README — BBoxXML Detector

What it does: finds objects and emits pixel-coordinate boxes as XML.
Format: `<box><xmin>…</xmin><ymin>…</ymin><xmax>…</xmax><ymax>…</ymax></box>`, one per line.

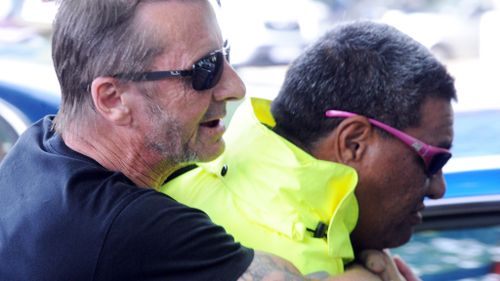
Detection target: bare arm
<box><xmin>238</xmin><ymin>251</ymin><xmax>384</xmax><ymax>281</ymax></box>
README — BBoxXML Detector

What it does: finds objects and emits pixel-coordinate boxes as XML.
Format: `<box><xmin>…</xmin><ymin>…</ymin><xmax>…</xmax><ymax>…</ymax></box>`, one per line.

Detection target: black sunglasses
<box><xmin>113</xmin><ymin>42</ymin><xmax>229</xmax><ymax>91</ymax></box>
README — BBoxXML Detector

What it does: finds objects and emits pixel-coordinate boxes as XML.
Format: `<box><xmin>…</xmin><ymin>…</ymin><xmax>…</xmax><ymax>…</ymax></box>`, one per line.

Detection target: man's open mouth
<box><xmin>200</xmin><ymin>119</ymin><xmax>221</xmax><ymax>128</ymax></box>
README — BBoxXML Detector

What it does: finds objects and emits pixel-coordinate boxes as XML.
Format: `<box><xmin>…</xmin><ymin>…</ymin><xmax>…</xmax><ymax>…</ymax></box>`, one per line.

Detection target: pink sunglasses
<box><xmin>325</xmin><ymin>110</ymin><xmax>452</xmax><ymax>176</ymax></box>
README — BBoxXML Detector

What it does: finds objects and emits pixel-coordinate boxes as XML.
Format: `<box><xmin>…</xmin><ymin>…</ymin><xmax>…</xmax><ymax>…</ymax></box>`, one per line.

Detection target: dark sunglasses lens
<box><xmin>427</xmin><ymin>152</ymin><xmax>452</xmax><ymax>176</ymax></box>
<box><xmin>192</xmin><ymin>51</ymin><xmax>224</xmax><ymax>91</ymax></box>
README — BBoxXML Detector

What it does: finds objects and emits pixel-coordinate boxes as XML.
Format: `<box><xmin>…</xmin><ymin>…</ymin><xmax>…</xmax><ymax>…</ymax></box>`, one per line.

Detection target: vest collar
<box><xmin>201</xmin><ymin>98</ymin><xmax>359</xmax><ymax>261</ymax></box>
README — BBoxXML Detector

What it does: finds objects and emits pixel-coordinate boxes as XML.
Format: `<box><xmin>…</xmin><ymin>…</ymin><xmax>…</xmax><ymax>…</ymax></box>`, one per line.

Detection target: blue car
<box><xmin>0</xmin><ymin>80</ymin><xmax>59</xmax><ymax>160</ymax></box>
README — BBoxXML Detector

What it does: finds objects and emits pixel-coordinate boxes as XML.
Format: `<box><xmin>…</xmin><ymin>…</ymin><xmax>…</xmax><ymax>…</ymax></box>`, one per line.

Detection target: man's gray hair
<box><xmin>51</xmin><ymin>0</ymin><xmax>165</xmax><ymax>133</ymax></box>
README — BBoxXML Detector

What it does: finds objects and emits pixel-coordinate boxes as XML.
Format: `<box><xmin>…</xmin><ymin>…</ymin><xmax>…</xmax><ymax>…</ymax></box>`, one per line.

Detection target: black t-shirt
<box><xmin>0</xmin><ymin>116</ymin><xmax>253</xmax><ymax>281</ymax></box>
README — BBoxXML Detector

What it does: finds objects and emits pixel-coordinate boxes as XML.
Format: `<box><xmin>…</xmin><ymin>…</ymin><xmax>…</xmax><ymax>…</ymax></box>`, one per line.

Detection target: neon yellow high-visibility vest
<box><xmin>162</xmin><ymin>97</ymin><xmax>359</xmax><ymax>275</ymax></box>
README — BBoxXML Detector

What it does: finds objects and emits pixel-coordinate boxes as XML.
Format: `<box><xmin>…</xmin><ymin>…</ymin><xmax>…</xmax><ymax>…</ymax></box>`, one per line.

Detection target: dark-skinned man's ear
<box><xmin>333</xmin><ymin>116</ymin><xmax>374</xmax><ymax>164</ymax></box>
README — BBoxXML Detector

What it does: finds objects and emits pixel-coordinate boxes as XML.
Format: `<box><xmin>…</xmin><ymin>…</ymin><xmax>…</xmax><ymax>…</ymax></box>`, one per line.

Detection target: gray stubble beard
<box><xmin>146</xmin><ymin>102</ymin><xmax>199</xmax><ymax>167</ymax></box>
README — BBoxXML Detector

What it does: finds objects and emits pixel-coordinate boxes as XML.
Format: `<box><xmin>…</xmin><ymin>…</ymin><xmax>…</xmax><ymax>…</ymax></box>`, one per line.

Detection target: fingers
<box><xmin>359</xmin><ymin>249</ymin><xmax>405</xmax><ymax>281</ymax></box>
<box><xmin>343</xmin><ymin>264</ymin><xmax>385</xmax><ymax>281</ymax></box>
<box><xmin>359</xmin><ymin>250</ymin><xmax>387</xmax><ymax>273</ymax></box>
<box><xmin>380</xmin><ymin>250</ymin><xmax>405</xmax><ymax>281</ymax></box>
<box><xmin>393</xmin><ymin>255</ymin><xmax>422</xmax><ymax>281</ymax></box>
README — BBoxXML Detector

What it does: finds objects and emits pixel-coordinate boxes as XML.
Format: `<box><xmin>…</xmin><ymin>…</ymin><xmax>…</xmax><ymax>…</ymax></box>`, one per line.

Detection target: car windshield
<box><xmin>453</xmin><ymin>110</ymin><xmax>500</xmax><ymax>158</ymax></box>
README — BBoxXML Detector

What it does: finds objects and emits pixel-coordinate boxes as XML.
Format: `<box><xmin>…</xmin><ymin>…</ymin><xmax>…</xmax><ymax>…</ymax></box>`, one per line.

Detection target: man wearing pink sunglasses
<box><xmin>163</xmin><ymin>20</ymin><xmax>456</xmax><ymax>280</ymax></box>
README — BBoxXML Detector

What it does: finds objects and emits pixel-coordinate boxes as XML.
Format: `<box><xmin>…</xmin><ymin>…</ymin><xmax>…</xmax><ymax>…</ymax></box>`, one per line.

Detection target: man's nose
<box><xmin>426</xmin><ymin>171</ymin><xmax>447</xmax><ymax>199</ymax></box>
<box><xmin>213</xmin><ymin>61</ymin><xmax>246</xmax><ymax>102</ymax></box>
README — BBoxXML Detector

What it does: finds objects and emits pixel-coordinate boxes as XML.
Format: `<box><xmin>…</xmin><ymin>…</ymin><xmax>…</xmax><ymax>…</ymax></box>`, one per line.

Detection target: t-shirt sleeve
<box><xmin>93</xmin><ymin>191</ymin><xmax>254</xmax><ymax>281</ymax></box>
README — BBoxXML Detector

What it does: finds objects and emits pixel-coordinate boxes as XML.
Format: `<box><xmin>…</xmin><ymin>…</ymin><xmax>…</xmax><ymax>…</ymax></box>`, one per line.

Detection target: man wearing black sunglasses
<box><xmin>0</xmin><ymin>0</ymin><xmax>397</xmax><ymax>281</ymax></box>
<box><xmin>163</xmin><ymin>21</ymin><xmax>456</xmax><ymax>280</ymax></box>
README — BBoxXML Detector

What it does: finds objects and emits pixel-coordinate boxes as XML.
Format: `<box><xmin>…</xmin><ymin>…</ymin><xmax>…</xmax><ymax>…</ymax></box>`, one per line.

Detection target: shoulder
<box><xmin>101</xmin><ymin>188</ymin><xmax>207</xmax><ymax>235</ymax></box>
<box><xmin>94</xmin><ymin>190</ymin><xmax>254</xmax><ymax>281</ymax></box>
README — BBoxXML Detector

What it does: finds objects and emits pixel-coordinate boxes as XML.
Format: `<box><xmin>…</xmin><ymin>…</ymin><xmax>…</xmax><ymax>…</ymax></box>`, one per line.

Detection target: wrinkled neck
<box><xmin>61</xmin><ymin>126</ymin><xmax>177</xmax><ymax>189</ymax></box>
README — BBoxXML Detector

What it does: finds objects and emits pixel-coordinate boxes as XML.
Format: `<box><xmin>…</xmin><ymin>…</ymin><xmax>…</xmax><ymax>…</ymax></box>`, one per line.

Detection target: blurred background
<box><xmin>1</xmin><ymin>0</ymin><xmax>499</xmax><ymax>280</ymax></box>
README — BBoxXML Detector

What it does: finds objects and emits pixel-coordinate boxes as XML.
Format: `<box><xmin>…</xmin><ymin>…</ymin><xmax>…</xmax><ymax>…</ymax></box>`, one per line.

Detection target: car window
<box><xmin>452</xmin><ymin>110</ymin><xmax>500</xmax><ymax>158</ymax></box>
<box><xmin>394</xmin><ymin>226</ymin><xmax>500</xmax><ymax>280</ymax></box>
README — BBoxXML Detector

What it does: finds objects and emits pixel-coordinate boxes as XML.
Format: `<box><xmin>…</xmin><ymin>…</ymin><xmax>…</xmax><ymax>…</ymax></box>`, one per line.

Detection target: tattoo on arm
<box><xmin>238</xmin><ymin>251</ymin><xmax>311</xmax><ymax>281</ymax></box>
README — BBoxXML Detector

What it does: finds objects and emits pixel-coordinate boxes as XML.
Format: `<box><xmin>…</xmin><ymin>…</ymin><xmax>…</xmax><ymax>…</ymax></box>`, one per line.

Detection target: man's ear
<box><xmin>335</xmin><ymin>116</ymin><xmax>374</xmax><ymax>164</ymax></box>
<box><xmin>91</xmin><ymin>77</ymin><xmax>131</xmax><ymax>125</ymax></box>
<box><xmin>314</xmin><ymin>116</ymin><xmax>374</xmax><ymax>165</ymax></box>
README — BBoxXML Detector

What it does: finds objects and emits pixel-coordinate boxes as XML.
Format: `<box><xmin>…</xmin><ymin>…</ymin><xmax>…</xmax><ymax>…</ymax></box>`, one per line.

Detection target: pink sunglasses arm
<box><xmin>325</xmin><ymin>110</ymin><xmax>447</xmax><ymax>166</ymax></box>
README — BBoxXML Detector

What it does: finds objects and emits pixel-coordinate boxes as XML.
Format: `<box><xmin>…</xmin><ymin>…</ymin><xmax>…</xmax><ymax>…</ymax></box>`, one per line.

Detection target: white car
<box><xmin>380</xmin><ymin>0</ymin><xmax>494</xmax><ymax>62</ymax></box>
<box><xmin>380</xmin><ymin>9</ymin><xmax>481</xmax><ymax>61</ymax></box>
<box><xmin>218</xmin><ymin>0</ymin><xmax>330</xmax><ymax>66</ymax></box>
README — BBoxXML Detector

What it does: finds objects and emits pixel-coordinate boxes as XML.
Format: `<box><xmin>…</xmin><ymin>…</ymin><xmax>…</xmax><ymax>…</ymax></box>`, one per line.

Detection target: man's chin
<box><xmin>366</xmin><ymin>228</ymin><xmax>414</xmax><ymax>250</ymax></box>
<box><xmin>387</xmin><ymin>227</ymin><xmax>414</xmax><ymax>249</ymax></box>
